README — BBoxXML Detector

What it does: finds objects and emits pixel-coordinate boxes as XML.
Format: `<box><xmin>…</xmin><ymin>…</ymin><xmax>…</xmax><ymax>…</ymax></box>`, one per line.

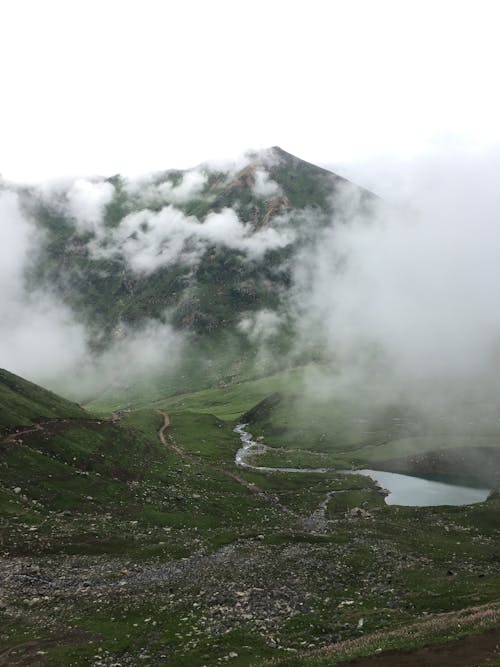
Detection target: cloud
<box><xmin>252</xmin><ymin>169</ymin><xmax>282</xmax><ymax>199</ymax></box>
<box><xmin>0</xmin><ymin>189</ymin><xmax>183</xmax><ymax>396</ymax></box>
<box><xmin>92</xmin><ymin>205</ymin><xmax>202</xmax><ymax>273</ymax></box>
<box><xmin>91</xmin><ymin>205</ymin><xmax>295</xmax><ymax>274</ymax></box>
<box><xmin>292</xmin><ymin>149</ymin><xmax>500</xmax><ymax>407</ymax></box>
<box><xmin>200</xmin><ymin>208</ymin><xmax>293</xmax><ymax>257</ymax></box>
<box><xmin>65</xmin><ymin>178</ymin><xmax>115</xmax><ymax>234</ymax></box>
<box><xmin>201</xmin><ymin>150</ymin><xmax>253</xmax><ymax>175</ymax></box>
<box><xmin>238</xmin><ymin>308</ymin><xmax>289</xmax><ymax>374</ymax></box>
<box><xmin>238</xmin><ymin>309</ymin><xmax>284</xmax><ymax>343</ymax></box>
<box><xmin>124</xmin><ymin>168</ymin><xmax>208</xmax><ymax>207</ymax></box>
<box><xmin>33</xmin><ymin>177</ymin><xmax>115</xmax><ymax>236</ymax></box>
<box><xmin>0</xmin><ymin>190</ymin><xmax>31</xmax><ymax>293</ymax></box>
<box><xmin>62</xmin><ymin>318</ymin><xmax>184</xmax><ymax>401</ymax></box>
<box><xmin>156</xmin><ymin>170</ymin><xmax>207</xmax><ymax>204</ymax></box>
<box><xmin>0</xmin><ymin>190</ymin><xmax>88</xmax><ymax>380</ymax></box>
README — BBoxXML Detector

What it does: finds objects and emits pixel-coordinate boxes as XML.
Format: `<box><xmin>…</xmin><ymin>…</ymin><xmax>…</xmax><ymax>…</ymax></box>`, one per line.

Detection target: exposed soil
<box><xmin>1</xmin><ymin>417</ymin><xmax>116</xmax><ymax>446</ymax></box>
<box><xmin>336</xmin><ymin>626</ymin><xmax>500</xmax><ymax>667</ymax></box>
<box><xmin>0</xmin><ymin>630</ymin><xmax>93</xmax><ymax>667</ymax></box>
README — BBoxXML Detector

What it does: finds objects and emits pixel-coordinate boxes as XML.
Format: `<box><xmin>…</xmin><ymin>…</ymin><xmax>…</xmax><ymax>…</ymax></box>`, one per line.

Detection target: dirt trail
<box><xmin>2</xmin><ymin>423</ymin><xmax>44</xmax><ymax>443</ymax></box>
<box><xmin>335</xmin><ymin>626</ymin><xmax>500</xmax><ymax>666</ymax></box>
<box><xmin>158</xmin><ymin>411</ymin><xmax>263</xmax><ymax>495</ymax></box>
<box><xmin>1</xmin><ymin>416</ymin><xmax>119</xmax><ymax>445</ymax></box>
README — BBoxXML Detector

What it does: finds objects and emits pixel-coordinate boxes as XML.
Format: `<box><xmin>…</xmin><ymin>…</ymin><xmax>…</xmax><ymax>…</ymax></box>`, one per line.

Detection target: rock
<box><xmin>347</xmin><ymin>507</ymin><xmax>371</xmax><ymax>519</ymax></box>
<box><xmin>13</xmin><ymin>487</ymin><xmax>21</xmax><ymax>494</ymax></box>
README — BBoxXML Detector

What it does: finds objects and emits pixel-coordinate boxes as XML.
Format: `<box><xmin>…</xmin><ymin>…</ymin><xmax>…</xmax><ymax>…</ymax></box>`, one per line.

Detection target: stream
<box><xmin>234</xmin><ymin>423</ymin><xmax>490</xmax><ymax>507</ymax></box>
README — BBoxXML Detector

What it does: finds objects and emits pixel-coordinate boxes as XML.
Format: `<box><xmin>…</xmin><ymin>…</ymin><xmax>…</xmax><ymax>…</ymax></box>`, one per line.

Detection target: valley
<box><xmin>2</xmin><ymin>148</ymin><xmax>500</xmax><ymax>666</ymax></box>
<box><xmin>2</xmin><ymin>367</ymin><xmax>500</xmax><ymax>666</ymax></box>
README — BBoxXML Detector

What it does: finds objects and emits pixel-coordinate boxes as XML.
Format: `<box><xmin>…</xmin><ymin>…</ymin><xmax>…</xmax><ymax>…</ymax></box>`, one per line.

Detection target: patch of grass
<box><xmin>156</xmin><ymin>367</ymin><xmax>309</xmax><ymax>421</ymax></box>
<box><xmin>249</xmin><ymin>446</ymin><xmax>340</xmax><ymax>470</ymax></box>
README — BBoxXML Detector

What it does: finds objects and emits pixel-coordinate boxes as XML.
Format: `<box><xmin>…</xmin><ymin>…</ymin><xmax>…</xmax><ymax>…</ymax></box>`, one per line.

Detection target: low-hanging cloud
<box><xmin>252</xmin><ymin>169</ymin><xmax>282</xmax><ymax>199</ymax></box>
<box><xmin>66</xmin><ymin>178</ymin><xmax>115</xmax><ymax>234</ymax></box>
<box><xmin>238</xmin><ymin>309</ymin><xmax>284</xmax><ymax>343</ymax></box>
<box><xmin>34</xmin><ymin>177</ymin><xmax>115</xmax><ymax>235</ymax></box>
<box><xmin>292</xmin><ymin>150</ymin><xmax>500</xmax><ymax>410</ymax></box>
<box><xmin>0</xmin><ymin>190</ymin><xmax>88</xmax><ymax>380</ymax></box>
<box><xmin>0</xmin><ymin>189</ymin><xmax>183</xmax><ymax>397</ymax></box>
<box><xmin>91</xmin><ymin>205</ymin><xmax>296</xmax><ymax>274</ymax></box>
<box><xmin>7</xmin><ymin>146</ymin><xmax>500</xmax><ymax>419</ymax></box>
<box><xmin>124</xmin><ymin>168</ymin><xmax>208</xmax><ymax>208</ymax></box>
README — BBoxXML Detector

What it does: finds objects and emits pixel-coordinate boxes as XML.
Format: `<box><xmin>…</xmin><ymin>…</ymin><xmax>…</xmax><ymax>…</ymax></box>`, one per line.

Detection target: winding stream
<box><xmin>234</xmin><ymin>423</ymin><xmax>490</xmax><ymax>507</ymax></box>
<box><xmin>234</xmin><ymin>423</ymin><xmax>335</xmax><ymax>474</ymax></box>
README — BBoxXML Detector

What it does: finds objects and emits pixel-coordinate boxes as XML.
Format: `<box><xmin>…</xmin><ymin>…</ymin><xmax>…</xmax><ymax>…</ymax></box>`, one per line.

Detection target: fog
<box><xmin>90</xmin><ymin>205</ymin><xmax>294</xmax><ymax>274</ymax></box>
<box><xmin>0</xmin><ymin>191</ymin><xmax>86</xmax><ymax>379</ymax></box>
<box><xmin>2</xmin><ymin>148</ymin><xmax>500</xmax><ymax>421</ymax></box>
<box><xmin>292</xmin><ymin>149</ymin><xmax>500</xmax><ymax>423</ymax></box>
<box><xmin>0</xmin><ymin>189</ymin><xmax>183</xmax><ymax>398</ymax></box>
<box><xmin>0</xmin><ymin>157</ymin><xmax>291</xmax><ymax>400</ymax></box>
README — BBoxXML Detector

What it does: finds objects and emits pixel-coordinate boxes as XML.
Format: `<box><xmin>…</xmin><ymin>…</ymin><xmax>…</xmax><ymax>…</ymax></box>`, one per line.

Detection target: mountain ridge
<box><xmin>18</xmin><ymin>146</ymin><xmax>373</xmax><ymax>336</ymax></box>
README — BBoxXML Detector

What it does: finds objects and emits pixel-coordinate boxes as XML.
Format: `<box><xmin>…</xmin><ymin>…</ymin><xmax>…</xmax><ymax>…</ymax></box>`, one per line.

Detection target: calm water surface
<box><xmin>356</xmin><ymin>469</ymin><xmax>490</xmax><ymax>506</ymax></box>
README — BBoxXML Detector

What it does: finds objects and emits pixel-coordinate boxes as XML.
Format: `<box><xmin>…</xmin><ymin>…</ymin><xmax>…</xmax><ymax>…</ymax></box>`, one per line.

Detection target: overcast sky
<box><xmin>1</xmin><ymin>0</ymin><xmax>500</xmax><ymax>183</ymax></box>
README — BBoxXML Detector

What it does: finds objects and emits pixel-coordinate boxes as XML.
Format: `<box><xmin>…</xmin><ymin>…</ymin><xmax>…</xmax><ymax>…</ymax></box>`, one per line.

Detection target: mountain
<box><xmin>3</xmin><ymin>151</ymin><xmax>500</xmax><ymax>667</ymax></box>
<box><xmin>18</xmin><ymin>147</ymin><xmax>373</xmax><ymax>341</ymax></box>
<box><xmin>0</xmin><ymin>147</ymin><xmax>376</xmax><ymax>402</ymax></box>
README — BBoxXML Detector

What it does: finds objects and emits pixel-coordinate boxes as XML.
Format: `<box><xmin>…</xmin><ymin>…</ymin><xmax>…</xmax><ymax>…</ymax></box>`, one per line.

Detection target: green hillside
<box><xmin>0</xmin><ymin>368</ymin><xmax>87</xmax><ymax>431</ymax></box>
<box><xmin>2</xmin><ymin>369</ymin><xmax>500</xmax><ymax>666</ymax></box>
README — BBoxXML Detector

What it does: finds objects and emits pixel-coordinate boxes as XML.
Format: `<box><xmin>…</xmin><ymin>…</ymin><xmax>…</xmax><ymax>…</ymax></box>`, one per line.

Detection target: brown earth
<box><xmin>336</xmin><ymin>626</ymin><xmax>500</xmax><ymax>667</ymax></box>
<box><xmin>1</xmin><ymin>417</ymin><xmax>117</xmax><ymax>445</ymax></box>
<box><xmin>0</xmin><ymin>630</ymin><xmax>93</xmax><ymax>667</ymax></box>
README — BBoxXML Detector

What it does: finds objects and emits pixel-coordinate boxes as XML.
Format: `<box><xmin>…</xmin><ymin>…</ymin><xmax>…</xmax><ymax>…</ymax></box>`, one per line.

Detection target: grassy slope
<box><xmin>3</xmin><ymin>369</ymin><xmax>500</xmax><ymax>665</ymax></box>
<box><xmin>156</xmin><ymin>367</ymin><xmax>308</xmax><ymax>420</ymax></box>
<box><xmin>0</xmin><ymin>368</ymin><xmax>87</xmax><ymax>431</ymax></box>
